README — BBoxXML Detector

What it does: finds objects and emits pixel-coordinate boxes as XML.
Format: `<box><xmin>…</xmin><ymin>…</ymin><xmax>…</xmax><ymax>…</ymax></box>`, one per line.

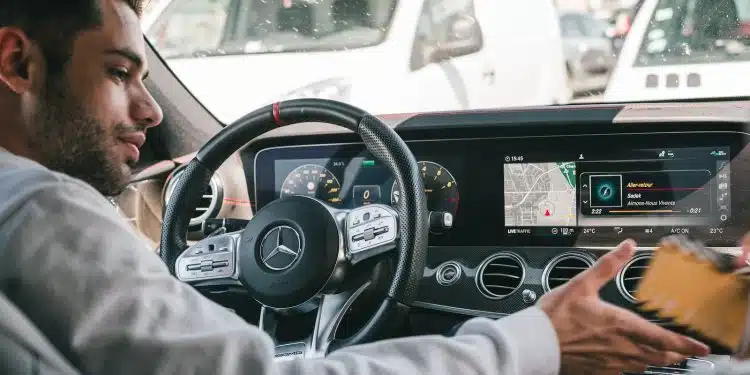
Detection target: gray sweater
<box><xmin>0</xmin><ymin>148</ymin><xmax>560</xmax><ymax>375</ymax></box>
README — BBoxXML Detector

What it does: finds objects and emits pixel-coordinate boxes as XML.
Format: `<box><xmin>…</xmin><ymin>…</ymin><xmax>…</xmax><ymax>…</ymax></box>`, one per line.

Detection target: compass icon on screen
<box><xmin>589</xmin><ymin>175</ymin><xmax>623</xmax><ymax>208</ymax></box>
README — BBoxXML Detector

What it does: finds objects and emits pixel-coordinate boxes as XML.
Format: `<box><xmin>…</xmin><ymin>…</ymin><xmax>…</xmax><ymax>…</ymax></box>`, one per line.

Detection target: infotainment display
<box><xmin>503</xmin><ymin>146</ymin><xmax>731</xmax><ymax>241</ymax></box>
<box><xmin>251</xmin><ymin>132</ymin><xmax>747</xmax><ymax>247</ymax></box>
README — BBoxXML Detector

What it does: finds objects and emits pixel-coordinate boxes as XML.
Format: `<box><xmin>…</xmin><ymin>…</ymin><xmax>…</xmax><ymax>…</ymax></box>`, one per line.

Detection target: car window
<box><xmin>141</xmin><ymin>0</ymin><xmax>744</xmax><ymax>123</ymax></box>
<box><xmin>146</xmin><ymin>0</ymin><xmax>232</xmax><ymax>58</ymax></box>
<box><xmin>145</xmin><ymin>0</ymin><xmax>398</xmax><ymax>58</ymax></box>
<box><xmin>635</xmin><ymin>0</ymin><xmax>750</xmax><ymax>66</ymax></box>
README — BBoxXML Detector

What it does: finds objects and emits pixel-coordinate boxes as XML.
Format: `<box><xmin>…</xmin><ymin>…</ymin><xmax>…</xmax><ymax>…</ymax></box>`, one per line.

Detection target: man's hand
<box><xmin>734</xmin><ymin>234</ymin><xmax>750</xmax><ymax>269</ymax></box>
<box><xmin>538</xmin><ymin>239</ymin><xmax>710</xmax><ymax>375</ymax></box>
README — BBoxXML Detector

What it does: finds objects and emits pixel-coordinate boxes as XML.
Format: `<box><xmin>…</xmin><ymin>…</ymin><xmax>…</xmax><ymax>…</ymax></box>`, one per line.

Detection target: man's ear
<box><xmin>0</xmin><ymin>27</ymin><xmax>42</xmax><ymax>94</ymax></box>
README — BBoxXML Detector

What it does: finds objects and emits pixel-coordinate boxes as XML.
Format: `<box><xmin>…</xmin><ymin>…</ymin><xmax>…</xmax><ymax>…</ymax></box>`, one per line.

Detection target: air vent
<box><xmin>617</xmin><ymin>253</ymin><xmax>652</xmax><ymax>303</ymax></box>
<box><xmin>542</xmin><ymin>253</ymin><xmax>595</xmax><ymax>292</ymax></box>
<box><xmin>163</xmin><ymin>169</ymin><xmax>223</xmax><ymax>227</ymax></box>
<box><xmin>476</xmin><ymin>253</ymin><xmax>525</xmax><ymax>299</ymax></box>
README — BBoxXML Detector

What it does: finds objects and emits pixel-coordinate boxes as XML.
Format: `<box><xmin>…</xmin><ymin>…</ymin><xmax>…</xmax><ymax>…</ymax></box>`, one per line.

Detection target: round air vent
<box><xmin>617</xmin><ymin>252</ymin><xmax>652</xmax><ymax>302</ymax></box>
<box><xmin>163</xmin><ymin>169</ymin><xmax>223</xmax><ymax>227</ymax></box>
<box><xmin>476</xmin><ymin>253</ymin><xmax>525</xmax><ymax>299</ymax></box>
<box><xmin>542</xmin><ymin>252</ymin><xmax>595</xmax><ymax>292</ymax></box>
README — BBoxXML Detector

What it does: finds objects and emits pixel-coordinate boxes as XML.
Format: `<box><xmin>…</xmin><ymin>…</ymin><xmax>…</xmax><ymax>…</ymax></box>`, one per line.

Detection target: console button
<box><xmin>442</xmin><ymin>267</ymin><xmax>457</xmax><ymax>280</ymax></box>
<box><xmin>522</xmin><ymin>289</ymin><xmax>537</xmax><ymax>304</ymax></box>
<box><xmin>436</xmin><ymin>262</ymin><xmax>461</xmax><ymax>286</ymax></box>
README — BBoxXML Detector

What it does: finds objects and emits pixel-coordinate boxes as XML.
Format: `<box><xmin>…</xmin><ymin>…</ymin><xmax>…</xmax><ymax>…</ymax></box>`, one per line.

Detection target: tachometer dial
<box><xmin>280</xmin><ymin>164</ymin><xmax>342</xmax><ymax>204</ymax></box>
<box><xmin>390</xmin><ymin>161</ymin><xmax>459</xmax><ymax>216</ymax></box>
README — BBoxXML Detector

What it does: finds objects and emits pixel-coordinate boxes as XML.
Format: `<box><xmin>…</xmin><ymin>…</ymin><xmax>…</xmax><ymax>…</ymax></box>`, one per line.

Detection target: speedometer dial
<box><xmin>280</xmin><ymin>164</ymin><xmax>342</xmax><ymax>204</ymax></box>
<box><xmin>390</xmin><ymin>161</ymin><xmax>459</xmax><ymax>216</ymax></box>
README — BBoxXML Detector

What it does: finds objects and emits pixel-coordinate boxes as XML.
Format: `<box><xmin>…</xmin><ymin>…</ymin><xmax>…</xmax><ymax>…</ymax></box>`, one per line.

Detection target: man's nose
<box><xmin>131</xmin><ymin>89</ymin><xmax>164</xmax><ymax>129</ymax></box>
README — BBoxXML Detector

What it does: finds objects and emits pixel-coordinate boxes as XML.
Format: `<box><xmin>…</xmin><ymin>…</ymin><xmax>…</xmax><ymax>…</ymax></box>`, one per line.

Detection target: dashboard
<box><xmin>238</xmin><ymin>102</ymin><xmax>750</xmax><ymax>356</ymax></box>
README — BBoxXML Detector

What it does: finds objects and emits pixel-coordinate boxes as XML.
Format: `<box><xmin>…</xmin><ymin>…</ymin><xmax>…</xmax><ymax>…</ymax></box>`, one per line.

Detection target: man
<box><xmin>0</xmin><ymin>0</ymin><xmax>715</xmax><ymax>374</ymax></box>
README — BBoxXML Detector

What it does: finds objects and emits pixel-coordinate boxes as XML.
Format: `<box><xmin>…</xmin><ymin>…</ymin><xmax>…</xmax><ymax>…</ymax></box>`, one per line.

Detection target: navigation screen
<box><xmin>503</xmin><ymin>147</ymin><xmax>731</xmax><ymax>241</ymax></box>
<box><xmin>504</xmin><ymin>162</ymin><xmax>577</xmax><ymax>227</ymax></box>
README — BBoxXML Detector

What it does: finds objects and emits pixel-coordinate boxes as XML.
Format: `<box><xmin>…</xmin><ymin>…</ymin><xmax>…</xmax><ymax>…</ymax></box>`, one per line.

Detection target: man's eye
<box><xmin>109</xmin><ymin>68</ymin><xmax>130</xmax><ymax>82</ymax></box>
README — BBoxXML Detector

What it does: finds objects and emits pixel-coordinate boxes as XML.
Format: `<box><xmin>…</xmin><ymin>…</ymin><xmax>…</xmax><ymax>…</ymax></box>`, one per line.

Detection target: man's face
<box><xmin>27</xmin><ymin>0</ymin><xmax>163</xmax><ymax>196</ymax></box>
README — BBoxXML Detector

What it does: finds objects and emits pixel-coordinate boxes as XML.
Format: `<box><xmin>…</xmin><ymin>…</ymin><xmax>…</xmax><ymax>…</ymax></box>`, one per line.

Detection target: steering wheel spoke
<box><xmin>175</xmin><ymin>231</ymin><xmax>241</xmax><ymax>283</ymax></box>
<box><xmin>261</xmin><ymin>281</ymin><xmax>372</xmax><ymax>361</ymax></box>
<box><xmin>345</xmin><ymin>205</ymin><xmax>399</xmax><ymax>264</ymax></box>
<box><xmin>309</xmin><ymin>280</ymin><xmax>372</xmax><ymax>357</ymax></box>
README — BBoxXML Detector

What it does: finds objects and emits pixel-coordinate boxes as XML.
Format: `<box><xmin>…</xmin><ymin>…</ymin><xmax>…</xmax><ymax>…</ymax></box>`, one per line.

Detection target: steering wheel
<box><xmin>160</xmin><ymin>99</ymin><xmax>429</xmax><ymax>358</ymax></box>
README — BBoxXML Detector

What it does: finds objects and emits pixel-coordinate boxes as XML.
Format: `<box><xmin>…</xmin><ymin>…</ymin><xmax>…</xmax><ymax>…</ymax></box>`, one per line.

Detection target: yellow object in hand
<box><xmin>635</xmin><ymin>236</ymin><xmax>750</xmax><ymax>352</ymax></box>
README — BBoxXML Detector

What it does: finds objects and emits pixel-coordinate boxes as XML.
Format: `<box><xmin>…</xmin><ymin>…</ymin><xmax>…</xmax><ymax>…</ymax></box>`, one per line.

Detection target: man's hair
<box><xmin>0</xmin><ymin>0</ymin><xmax>146</xmax><ymax>76</ymax></box>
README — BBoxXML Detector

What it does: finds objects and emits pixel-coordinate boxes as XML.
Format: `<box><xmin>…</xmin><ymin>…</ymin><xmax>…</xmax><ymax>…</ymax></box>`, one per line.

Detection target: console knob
<box><xmin>522</xmin><ymin>289</ymin><xmax>537</xmax><ymax>304</ymax></box>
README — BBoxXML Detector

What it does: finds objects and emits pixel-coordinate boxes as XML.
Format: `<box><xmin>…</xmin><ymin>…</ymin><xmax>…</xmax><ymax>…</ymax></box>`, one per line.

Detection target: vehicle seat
<box><xmin>0</xmin><ymin>292</ymin><xmax>80</xmax><ymax>375</ymax></box>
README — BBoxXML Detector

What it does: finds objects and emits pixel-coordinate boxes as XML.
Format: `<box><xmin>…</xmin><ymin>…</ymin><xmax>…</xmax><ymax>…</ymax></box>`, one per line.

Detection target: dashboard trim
<box><xmin>412</xmin><ymin>246</ymin><xmax>740</xmax><ymax>320</ymax></box>
<box><xmin>412</xmin><ymin>301</ymin><xmax>508</xmax><ymax>319</ymax></box>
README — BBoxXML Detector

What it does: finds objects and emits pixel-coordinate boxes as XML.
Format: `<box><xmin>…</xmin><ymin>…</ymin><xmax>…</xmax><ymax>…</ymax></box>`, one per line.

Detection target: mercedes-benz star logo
<box><xmin>260</xmin><ymin>226</ymin><xmax>302</xmax><ymax>271</ymax></box>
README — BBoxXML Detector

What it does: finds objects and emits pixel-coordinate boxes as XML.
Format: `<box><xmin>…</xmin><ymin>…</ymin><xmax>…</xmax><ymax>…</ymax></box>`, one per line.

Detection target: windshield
<box><xmin>142</xmin><ymin>0</ymin><xmax>746</xmax><ymax>124</ymax></box>
<box><xmin>145</xmin><ymin>0</ymin><xmax>397</xmax><ymax>58</ymax></box>
<box><xmin>636</xmin><ymin>0</ymin><xmax>750</xmax><ymax>66</ymax></box>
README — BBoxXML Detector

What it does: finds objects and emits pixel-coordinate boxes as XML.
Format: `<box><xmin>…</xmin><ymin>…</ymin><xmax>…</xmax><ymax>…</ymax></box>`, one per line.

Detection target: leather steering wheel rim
<box><xmin>159</xmin><ymin>98</ymin><xmax>429</xmax><ymax>349</ymax></box>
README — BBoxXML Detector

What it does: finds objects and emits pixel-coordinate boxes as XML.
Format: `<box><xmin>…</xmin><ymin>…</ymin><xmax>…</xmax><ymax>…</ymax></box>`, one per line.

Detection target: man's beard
<box><xmin>26</xmin><ymin>74</ymin><xmax>135</xmax><ymax>197</ymax></box>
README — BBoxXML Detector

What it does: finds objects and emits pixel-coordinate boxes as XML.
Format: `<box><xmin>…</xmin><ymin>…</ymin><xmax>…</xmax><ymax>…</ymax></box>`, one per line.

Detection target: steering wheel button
<box><xmin>363</xmin><ymin>229</ymin><xmax>375</xmax><ymax>241</ymax></box>
<box><xmin>186</xmin><ymin>264</ymin><xmax>201</xmax><ymax>271</ymax></box>
<box><xmin>363</xmin><ymin>212</ymin><xmax>371</xmax><ymax>221</ymax></box>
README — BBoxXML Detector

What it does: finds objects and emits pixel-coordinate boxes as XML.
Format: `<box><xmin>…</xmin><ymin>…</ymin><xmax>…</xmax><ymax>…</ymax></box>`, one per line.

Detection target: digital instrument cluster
<box><xmin>252</xmin><ymin>133</ymin><xmax>747</xmax><ymax>247</ymax></box>
<box><xmin>272</xmin><ymin>157</ymin><xmax>459</xmax><ymax>220</ymax></box>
